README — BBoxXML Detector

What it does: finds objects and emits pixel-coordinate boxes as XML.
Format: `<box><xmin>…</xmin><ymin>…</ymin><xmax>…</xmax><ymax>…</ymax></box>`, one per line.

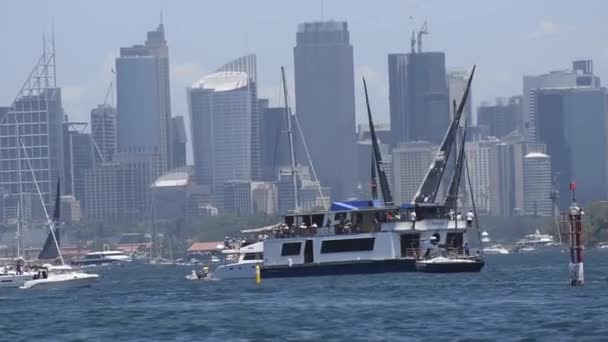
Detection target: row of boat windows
<box><xmin>242</xmin><ymin>253</ymin><xmax>263</xmax><ymax>260</ymax></box>
<box><xmin>280</xmin><ymin>238</ymin><xmax>376</xmax><ymax>256</ymax></box>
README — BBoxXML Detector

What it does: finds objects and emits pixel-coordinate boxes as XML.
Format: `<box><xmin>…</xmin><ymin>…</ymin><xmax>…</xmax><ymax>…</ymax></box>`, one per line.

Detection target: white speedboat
<box><xmin>597</xmin><ymin>242</ymin><xmax>608</xmax><ymax>249</ymax></box>
<box><xmin>71</xmin><ymin>246</ymin><xmax>132</xmax><ymax>266</ymax></box>
<box><xmin>483</xmin><ymin>244</ymin><xmax>510</xmax><ymax>255</ymax></box>
<box><xmin>211</xmin><ymin>241</ymin><xmax>263</xmax><ymax>280</ymax></box>
<box><xmin>21</xmin><ymin>265</ymin><xmax>99</xmax><ymax>289</ymax></box>
<box><xmin>415</xmin><ymin>256</ymin><xmax>484</xmax><ymax>273</ymax></box>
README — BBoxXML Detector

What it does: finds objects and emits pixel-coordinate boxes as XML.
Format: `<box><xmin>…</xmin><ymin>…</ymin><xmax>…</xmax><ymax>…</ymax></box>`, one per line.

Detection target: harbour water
<box><xmin>1</xmin><ymin>250</ymin><xmax>607</xmax><ymax>341</ymax></box>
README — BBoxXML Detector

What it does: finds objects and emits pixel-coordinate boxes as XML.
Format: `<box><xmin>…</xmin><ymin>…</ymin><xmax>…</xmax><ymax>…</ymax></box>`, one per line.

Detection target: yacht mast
<box><xmin>363</xmin><ymin>77</ymin><xmax>393</xmax><ymax>205</ymax></box>
<box><xmin>15</xmin><ymin>112</ymin><xmax>24</xmax><ymax>259</ymax></box>
<box><xmin>281</xmin><ymin>66</ymin><xmax>299</xmax><ymax>211</ymax></box>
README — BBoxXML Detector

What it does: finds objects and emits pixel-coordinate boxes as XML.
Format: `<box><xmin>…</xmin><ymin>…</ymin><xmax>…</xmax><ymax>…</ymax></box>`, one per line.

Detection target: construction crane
<box><xmin>417</xmin><ymin>21</ymin><xmax>428</xmax><ymax>53</ymax></box>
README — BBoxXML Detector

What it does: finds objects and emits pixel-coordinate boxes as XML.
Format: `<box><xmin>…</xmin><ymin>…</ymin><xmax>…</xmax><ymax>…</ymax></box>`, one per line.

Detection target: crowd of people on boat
<box><xmin>223</xmin><ymin>236</ymin><xmax>245</xmax><ymax>250</ymax></box>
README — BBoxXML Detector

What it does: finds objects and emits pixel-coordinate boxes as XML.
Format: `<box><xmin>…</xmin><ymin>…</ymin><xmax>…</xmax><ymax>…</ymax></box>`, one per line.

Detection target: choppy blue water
<box><xmin>1</xmin><ymin>250</ymin><xmax>607</xmax><ymax>341</ymax></box>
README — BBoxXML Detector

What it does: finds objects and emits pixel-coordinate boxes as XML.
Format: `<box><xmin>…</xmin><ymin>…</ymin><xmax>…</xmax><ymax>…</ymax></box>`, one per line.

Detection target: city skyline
<box><xmin>2</xmin><ymin>1</ymin><xmax>608</xmax><ymax>163</ymax></box>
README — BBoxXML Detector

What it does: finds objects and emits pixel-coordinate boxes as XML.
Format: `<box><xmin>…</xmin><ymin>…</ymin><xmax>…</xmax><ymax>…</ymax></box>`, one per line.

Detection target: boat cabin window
<box><xmin>320</xmin><ymin>238</ymin><xmax>375</xmax><ymax>253</ymax></box>
<box><xmin>281</xmin><ymin>242</ymin><xmax>302</xmax><ymax>256</ymax></box>
<box><xmin>242</xmin><ymin>252</ymin><xmax>263</xmax><ymax>260</ymax></box>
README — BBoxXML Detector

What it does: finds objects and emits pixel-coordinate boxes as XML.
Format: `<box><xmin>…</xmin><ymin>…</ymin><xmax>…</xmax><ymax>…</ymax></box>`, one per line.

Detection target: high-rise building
<box><xmin>523</xmin><ymin>60</ymin><xmax>600</xmax><ymax>140</ymax></box>
<box><xmin>0</xmin><ymin>41</ymin><xmax>63</xmax><ymax>210</ymax></box>
<box><xmin>188</xmin><ymin>71</ymin><xmax>252</xmax><ymax>203</ymax></box>
<box><xmin>535</xmin><ymin>86</ymin><xmax>608</xmax><ymax>208</ymax></box>
<box><xmin>259</xmin><ymin>99</ymin><xmax>290</xmax><ymax>181</ymax></box>
<box><xmin>116</xmin><ymin>22</ymin><xmax>172</xmax><ymax>172</ymax></box>
<box><xmin>388</xmin><ymin>50</ymin><xmax>450</xmax><ymax>144</ymax></box>
<box><xmin>171</xmin><ymin>116</ymin><xmax>187</xmax><ymax>168</ymax></box>
<box><xmin>84</xmin><ymin>152</ymin><xmax>160</xmax><ymax>222</ymax></box>
<box><xmin>392</xmin><ymin>141</ymin><xmax>435</xmax><ymax>205</ymax></box>
<box><xmin>477</xmin><ymin>96</ymin><xmax>522</xmax><ymax>138</ymax></box>
<box><xmin>523</xmin><ymin>152</ymin><xmax>553</xmax><ymax>216</ymax></box>
<box><xmin>217</xmin><ymin>55</ymin><xmax>260</xmax><ymax>180</ymax></box>
<box><xmin>448</xmin><ymin>70</ymin><xmax>473</xmax><ymax>125</ymax></box>
<box><xmin>388</xmin><ymin>53</ymin><xmax>407</xmax><ymax>145</ymax></box>
<box><xmin>223</xmin><ymin>180</ymin><xmax>278</xmax><ymax>216</ymax></box>
<box><xmin>63</xmin><ymin>122</ymin><xmax>93</xmax><ymax>210</ymax></box>
<box><xmin>465</xmin><ymin>139</ymin><xmax>499</xmax><ymax>214</ymax></box>
<box><xmin>492</xmin><ymin>138</ymin><xmax>546</xmax><ymax>216</ymax></box>
<box><xmin>90</xmin><ymin>104</ymin><xmax>116</xmax><ymax>163</ymax></box>
<box><xmin>294</xmin><ymin>21</ymin><xmax>357</xmax><ymax>200</ymax></box>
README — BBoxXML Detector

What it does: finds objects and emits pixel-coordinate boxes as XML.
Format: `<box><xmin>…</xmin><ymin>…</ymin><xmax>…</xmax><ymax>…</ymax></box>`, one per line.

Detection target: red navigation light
<box><xmin>569</xmin><ymin>182</ymin><xmax>577</xmax><ymax>191</ymax></box>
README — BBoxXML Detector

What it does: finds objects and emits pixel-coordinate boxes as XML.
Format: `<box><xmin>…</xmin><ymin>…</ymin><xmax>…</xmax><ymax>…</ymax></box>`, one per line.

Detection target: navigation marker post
<box><xmin>566</xmin><ymin>182</ymin><xmax>584</xmax><ymax>286</ymax></box>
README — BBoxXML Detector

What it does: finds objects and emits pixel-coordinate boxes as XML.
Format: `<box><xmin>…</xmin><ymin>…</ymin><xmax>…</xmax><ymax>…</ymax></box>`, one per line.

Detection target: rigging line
<box><xmin>19</xmin><ymin>139</ymin><xmax>64</xmax><ymax>265</ymax></box>
<box><xmin>463</xmin><ymin>150</ymin><xmax>483</xmax><ymax>257</ymax></box>
<box><xmin>292</xmin><ymin>114</ymin><xmax>328</xmax><ymax>210</ymax></box>
<box><xmin>271</xmin><ymin>75</ymin><xmax>285</xmax><ymax>180</ymax></box>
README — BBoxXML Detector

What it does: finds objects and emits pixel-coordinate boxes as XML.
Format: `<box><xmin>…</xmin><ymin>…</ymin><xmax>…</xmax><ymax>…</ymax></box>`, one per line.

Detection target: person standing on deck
<box><xmin>410</xmin><ymin>210</ymin><xmax>417</xmax><ymax>229</ymax></box>
<box><xmin>466</xmin><ymin>210</ymin><xmax>474</xmax><ymax>228</ymax></box>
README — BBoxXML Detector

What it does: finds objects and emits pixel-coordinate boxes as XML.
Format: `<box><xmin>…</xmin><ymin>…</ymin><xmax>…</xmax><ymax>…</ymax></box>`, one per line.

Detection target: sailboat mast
<box><xmin>281</xmin><ymin>66</ymin><xmax>299</xmax><ymax>211</ymax></box>
<box><xmin>15</xmin><ymin>113</ymin><xmax>24</xmax><ymax>259</ymax></box>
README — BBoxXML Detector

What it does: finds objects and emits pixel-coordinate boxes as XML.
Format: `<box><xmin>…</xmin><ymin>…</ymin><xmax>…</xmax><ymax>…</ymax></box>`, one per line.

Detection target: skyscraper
<box><xmin>0</xmin><ymin>41</ymin><xmax>63</xmax><ymax>211</ymax></box>
<box><xmin>392</xmin><ymin>141</ymin><xmax>435</xmax><ymax>205</ymax></box>
<box><xmin>477</xmin><ymin>96</ymin><xmax>521</xmax><ymax>138</ymax></box>
<box><xmin>523</xmin><ymin>60</ymin><xmax>600</xmax><ymax>140</ymax></box>
<box><xmin>171</xmin><ymin>116</ymin><xmax>187</xmax><ymax>168</ymax></box>
<box><xmin>188</xmin><ymin>71</ymin><xmax>252</xmax><ymax>205</ymax></box>
<box><xmin>389</xmin><ymin>50</ymin><xmax>450</xmax><ymax>144</ymax></box>
<box><xmin>90</xmin><ymin>104</ymin><xmax>116</xmax><ymax>163</ymax></box>
<box><xmin>259</xmin><ymin>99</ymin><xmax>290</xmax><ymax>181</ymax></box>
<box><xmin>294</xmin><ymin>21</ymin><xmax>356</xmax><ymax>200</ymax></box>
<box><xmin>492</xmin><ymin>139</ymin><xmax>546</xmax><ymax>216</ymax></box>
<box><xmin>388</xmin><ymin>54</ymin><xmax>408</xmax><ymax>144</ymax></box>
<box><xmin>465</xmin><ymin>139</ymin><xmax>499</xmax><ymax>214</ymax></box>
<box><xmin>217</xmin><ymin>55</ymin><xmax>260</xmax><ymax>180</ymax></box>
<box><xmin>115</xmin><ymin>22</ymin><xmax>172</xmax><ymax>172</ymax></box>
<box><xmin>535</xmin><ymin>86</ymin><xmax>608</xmax><ymax>208</ymax></box>
<box><xmin>523</xmin><ymin>152</ymin><xmax>553</xmax><ymax>216</ymax></box>
<box><xmin>448</xmin><ymin>70</ymin><xmax>473</xmax><ymax>125</ymax></box>
<box><xmin>63</xmin><ymin>122</ymin><xmax>93</xmax><ymax>210</ymax></box>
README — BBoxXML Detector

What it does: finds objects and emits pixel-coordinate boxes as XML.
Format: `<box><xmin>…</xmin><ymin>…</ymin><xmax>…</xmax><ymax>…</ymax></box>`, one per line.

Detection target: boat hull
<box><xmin>21</xmin><ymin>273</ymin><xmax>99</xmax><ymax>289</ymax></box>
<box><xmin>261</xmin><ymin>259</ymin><xmax>416</xmax><ymax>278</ymax></box>
<box><xmin>0</xmin><ymin>273</ymin><xmax>36</xmax><ymax>288</ymax></box>
<box><xmin>415</xmin><ymin>260</ymin><xmax>484</xmax><ymax>273</ymax></box>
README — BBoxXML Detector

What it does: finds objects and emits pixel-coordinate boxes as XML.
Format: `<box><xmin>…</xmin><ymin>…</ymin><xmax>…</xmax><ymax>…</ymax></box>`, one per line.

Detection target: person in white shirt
<box><xmin>410</xmin><ymin>210</ymin><xmax>417</xmax><ymax>229</ymax></box>
<box><xmin>466</xmin><ymin>210</ymin><xmax>474</xmax><ymax>228</ymax></box>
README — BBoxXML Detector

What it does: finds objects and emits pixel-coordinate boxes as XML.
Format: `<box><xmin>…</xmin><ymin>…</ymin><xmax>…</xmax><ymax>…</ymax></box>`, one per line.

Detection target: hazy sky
<box><xmin>2</xmin><ymin>0</ymin><xmax>607</xmax><ymax>132</ymax></box>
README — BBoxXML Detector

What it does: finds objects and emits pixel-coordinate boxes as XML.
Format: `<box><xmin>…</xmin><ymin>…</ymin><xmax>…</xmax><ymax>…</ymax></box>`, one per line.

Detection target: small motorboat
<box><xmin>20</xmin><ymin>265</ymin><xmax>99</xmax><ymax>289</ymax></box>
<box><xmin>483</xmin><ymin>244</ymin><xmax>510</xmax><ymax>255</ymax></box>
<box><xmin>415</xmin><ymin>256</ymin><xmax>484</xmax><ymax>273</ymax></box>
<box><xmin>185</xmin><ymin>266</ymin><xmax>211</xmax><ymax>281</ymax></box>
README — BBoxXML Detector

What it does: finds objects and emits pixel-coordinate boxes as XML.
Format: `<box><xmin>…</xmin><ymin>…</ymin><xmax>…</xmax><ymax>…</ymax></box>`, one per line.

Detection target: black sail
<box><xmin>413</xmin><ymin>65</ymin><xmax>475</xmax><ymax>204</ymax></box>
<box><xmin>38</xmin><ymin>179</ymin><xmax>61</xmax><ymax>260</ymax></box>
<box><xmin>363</xmin><ymin>77</ymin><xmax>393</xmax><ymax>206</ymax></box>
